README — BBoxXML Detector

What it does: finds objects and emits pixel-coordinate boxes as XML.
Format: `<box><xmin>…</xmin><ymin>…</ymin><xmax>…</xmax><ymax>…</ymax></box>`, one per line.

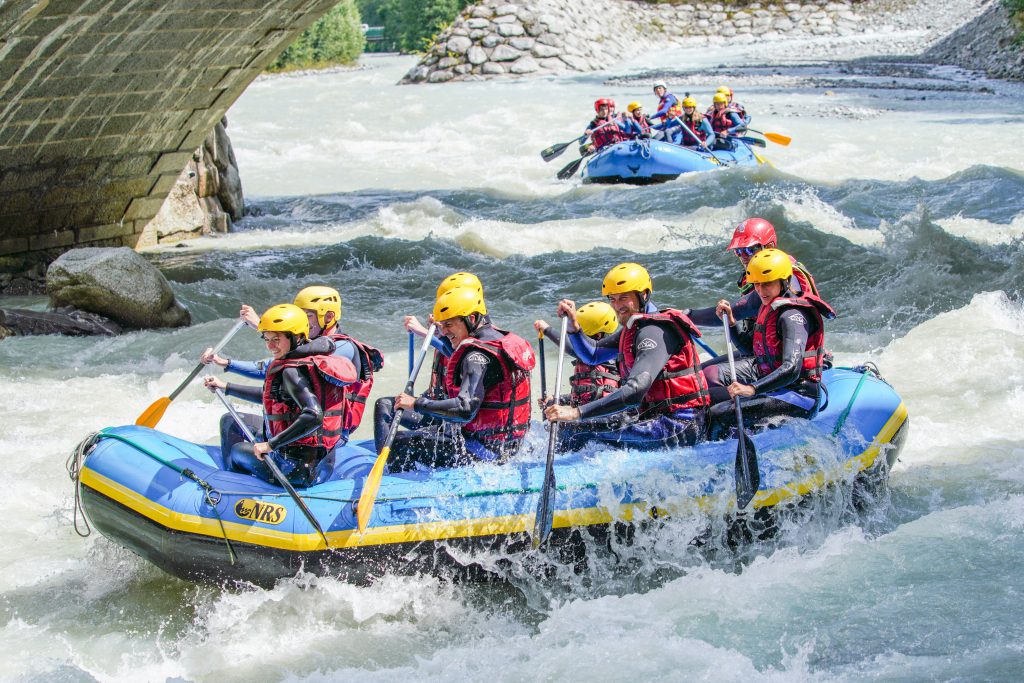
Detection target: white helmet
<box><xmin>652</xmin><ymin>80</ymin><xmax>668</xmax><ymax>91</ymax></box>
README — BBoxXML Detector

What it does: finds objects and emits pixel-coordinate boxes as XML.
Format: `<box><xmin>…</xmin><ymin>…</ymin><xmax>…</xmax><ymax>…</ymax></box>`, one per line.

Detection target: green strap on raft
<box><xmin>831</xmin><ymin>365</ymin><xmax>876</xmax><ymax>437</ymax></box>
<box><xmin>96</xmin><ymin>429</ymin><xmax>236</xmax><ymax>564</ymax></box>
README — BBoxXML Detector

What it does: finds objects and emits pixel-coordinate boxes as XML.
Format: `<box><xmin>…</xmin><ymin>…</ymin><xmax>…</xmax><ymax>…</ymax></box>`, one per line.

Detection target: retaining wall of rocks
<box><xmin>402</xmin><ymin>0</ymin><xmax>871</xmax><ymax>84</ymax></box>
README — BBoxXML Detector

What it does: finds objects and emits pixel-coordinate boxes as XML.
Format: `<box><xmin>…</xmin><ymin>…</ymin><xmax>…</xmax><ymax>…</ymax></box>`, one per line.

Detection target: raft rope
<box><xmin>66</xmin><ymin>431</ymin><xmax>101</xmax><ymax>538</ymax></box>
<box><xmin>89</xmin><ymin>430</ymin><xmax>237</xmax><ymax>565</ymax></box>
<box><xmin>831</xmin><ymin>363</ymin><xmax>881</xmax><ymax>437</ymax></box>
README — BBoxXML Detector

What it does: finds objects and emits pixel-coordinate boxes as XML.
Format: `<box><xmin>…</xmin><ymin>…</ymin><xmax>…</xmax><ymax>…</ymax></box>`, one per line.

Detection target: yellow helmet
<box><xmin>627</xmin><ymin>101</ymin><xmax>643</xmax><ymax>113</ymax></box>
<box><xmin>682</xmin><ymin>97</ymin><xmax>697</xmax><ymax>108</ymax></box>
<box><xmin>713</xmin><ymin>93</ymin><xmax>728</xmax><ymax>104</ymax></box>
<box><xmin>602</xmin><ymin>262</ymin><xmax>653</xmax><ymax>297</ymax></box>
<box><xmin>436</xmin><ymin>271</ymin><xmax>483</xmax><ymax>299</ymax></box>
<box><xmin>293</xmin><ymin>285</ymin><xmax>341</xmax><ymax>328</ymax></box>
<box><xmin>716</xmin><ymin>86</ymin><xmax>731</xmax><ymax>94</ymax></box>
<box><xmin>576</xmin><ymin>301</ymin><xmax>619</xmax><ymax>337</ymax></box>
<box><xmin>433</xmin><ymin>286</ymin><xmax>487</xmax><ymax>322</ymax></box>
<box><xmin>745</xmin><ymin>248</ymin><xmax>793</xmax><ymax>284</ymax></box>
<box><xmin>258</xmin><ymin>303</ymin><xmax>310</xmax><ymax>338</ymax></box>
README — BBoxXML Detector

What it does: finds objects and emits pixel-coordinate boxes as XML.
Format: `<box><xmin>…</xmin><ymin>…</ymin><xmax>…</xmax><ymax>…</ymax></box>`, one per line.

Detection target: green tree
<box><xmin>358</xmin><ymin>0</ymin><xmax>471</xmax><ymax>53</ymax></box>
<box><xmin>270</xmin><ymin>0</ymin><xmax>366</xmax><ymax>71</ymax></box>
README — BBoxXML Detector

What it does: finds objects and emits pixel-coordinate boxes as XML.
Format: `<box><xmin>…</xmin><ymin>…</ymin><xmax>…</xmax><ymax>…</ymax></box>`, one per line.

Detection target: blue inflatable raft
<box><xmin>581</xmin><ymin>138</ymin><xmax>766</xmax><ymax>185</ymax></box>
<box><xmin>73</xmin><ymin>367</ymin><xmax>908</xmax><ymax>586</ymax></box>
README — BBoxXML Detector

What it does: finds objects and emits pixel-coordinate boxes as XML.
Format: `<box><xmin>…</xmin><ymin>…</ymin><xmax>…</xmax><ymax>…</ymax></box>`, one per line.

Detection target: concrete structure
<box><xmin>0</xmin><ymin>0</ymin><xmax>337</xmax><ymax>269</ymax></box>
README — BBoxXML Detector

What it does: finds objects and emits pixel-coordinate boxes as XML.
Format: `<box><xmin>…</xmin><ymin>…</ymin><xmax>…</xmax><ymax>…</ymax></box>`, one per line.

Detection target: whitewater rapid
<box><xmin>1</xmin><ymin>50</ymin><xmax>1023</xmax><ymax>682</ymax></box>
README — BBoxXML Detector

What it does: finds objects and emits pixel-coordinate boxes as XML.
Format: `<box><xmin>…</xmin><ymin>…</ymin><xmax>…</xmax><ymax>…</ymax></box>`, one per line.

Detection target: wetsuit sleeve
<box><xmin>225</xmin><ymin>382</ymin><xmax>263</xmax><ymax>404</ymax></box>
<box><xmin>750</xmin><ymin>309</ymin><xmax>813</xmax><ymax>394</ymax></box>
<box><xmin>225</xmin><ymin>358</ymin><xmax>271</xmax><ymax>379</ymax></box>
<box><xmin>267</xmin><ymin>367</ymin><xmax>323</xmax><ymax>449</ymax></box>
<box><xmin>543</xmin><ymin>325</ymin><xmax>580</xmax><ymax>360</ymax></box>
<box><xmin>687</xmin><ymin>290</ymin><xmax>761</xmax><ymax>327</ymax></box>
<box><xmin>333</xmin><ymin>339</ymin><xmax>363</xmax><ymax>378</ymax></box>
<box><xmin>414</xmin><ymin>351</ymin><xmax>489</xmax><ymax>423</ymax></box>
<box><xmin>578</xmin><ymin>322</ymin><xmax>678</xmax><ymax>419</ymax></box>
<box><xmin>567</xmin><ymin>327</ymin><xmax>620</xmax><ymax>366</ymax></box>
<box><xmin>699</xmin><ymin>118</ymin><xmax>713</xmax><ymax>139</ymax></box>
<box><xmin>726</xmin><ymin>112</ymin><xmax>745</xmax><ymax>134</ymax></box>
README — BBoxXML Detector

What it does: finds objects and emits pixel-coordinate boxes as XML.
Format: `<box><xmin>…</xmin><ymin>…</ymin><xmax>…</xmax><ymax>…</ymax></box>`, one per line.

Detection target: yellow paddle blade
<box><xmin>356</xmin><ymin>446</ymin><xmax>390</xmax><ymax>532</ymax></box>
<box><xmin>763</xmin><ymin>132</ymin><xmax>791</xmax><ymax>146</ymax></box>
<box><xmin>135</xmin><ymin>396</ymin><xmax>171</xmax><ymax>428</ymax></box>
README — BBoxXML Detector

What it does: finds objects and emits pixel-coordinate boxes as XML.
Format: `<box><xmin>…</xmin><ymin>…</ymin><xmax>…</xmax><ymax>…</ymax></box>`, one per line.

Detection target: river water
<box><xmin>2</xmin><ymin>42</ymin><xmax>1024</xmax><ymax>681</ymax></box>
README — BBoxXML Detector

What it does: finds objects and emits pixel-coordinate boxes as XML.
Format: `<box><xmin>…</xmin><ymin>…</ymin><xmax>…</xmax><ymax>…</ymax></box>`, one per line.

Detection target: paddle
<box><xmin>736</xmin><ymin>135</ymin><xmax>767</xmax><ymax>148</ymax></box>
<box><xmin>538</xmin><ymin>329</ymin><xmax>547</xmax><ymax>400</ymax></box>
<box><xmin>746</xmin><ymin>128</ymin><xmax>791</xmax><ymax>146</ymax></box>
<box><xmin>136</xmin><ymin>319</ymin><xmax>247</xmax><ymax>428</ymax></box>
<box><xmin>533</xmin><ymin>315</ymin><xmax>569</xmax><ymax>548</ymax></box>
<box><xmin>692</xmin><ymin>334</ymin><xmax>719</xmax><ymax>358</ymax></box>
<box><xmin>357</xmin><ymin>324</ymin><xmax>436</xmax><ymax>532</ymax></box>
<box><xmin>722</xmin><ymin>314</ymin><xmax>760</xmax><ymax>509</ymax></box>
<box><xmin>214</xmin><ymin>387</ymin><xmax>330</xmax><ymax>549</ymax></box>
<box><xmin>540</xmin><ymin>134</ymin><xmax>584</xmax><ymax>162</ymax></box>
<box><xmin>556</xmin><ymin>156</ymin><xmax>585</xmax><ymax>180</ymax></box>
<box><xmin>408</xmin><ymin>331</ymin><xmax>414</xmax><ymax>374</ymax></box>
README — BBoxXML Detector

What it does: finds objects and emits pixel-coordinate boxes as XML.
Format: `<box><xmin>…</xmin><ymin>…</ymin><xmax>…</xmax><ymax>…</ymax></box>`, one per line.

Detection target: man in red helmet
<box><xmin>685</xmin><ymin>217</ymin><xmax>820</xmax><ymax>356</ymax></box>
<box><xmin>580</xmin><ymin>98</ymin><xmax>629</xmax><ymax>155</ymax></box>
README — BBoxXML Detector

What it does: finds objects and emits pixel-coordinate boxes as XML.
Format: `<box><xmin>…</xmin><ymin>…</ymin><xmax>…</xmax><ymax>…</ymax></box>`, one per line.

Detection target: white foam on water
<box><xmin>934</xmin><ymin>212</ymin><xmax>1024</xmax><ymax>245</ymax></box>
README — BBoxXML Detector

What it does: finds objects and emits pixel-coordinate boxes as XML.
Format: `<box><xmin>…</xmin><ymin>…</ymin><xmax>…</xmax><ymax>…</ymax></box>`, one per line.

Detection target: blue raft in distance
<box><xmin>581</xmin><ymin>138</ymin><xmax>765</xmax><ymax>185</ymax></box>
<box><xmin>76</xmin><ymin>368</ymin><xmax>908</xmax><ymax>586</ymax></box>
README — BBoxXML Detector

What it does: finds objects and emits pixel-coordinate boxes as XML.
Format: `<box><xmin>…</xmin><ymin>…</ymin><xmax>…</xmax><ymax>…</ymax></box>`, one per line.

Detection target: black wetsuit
<box><xmin>558</xmin><ymin>304</ymin><xmax>707</xmax><ymax>452</ymax></box>
<box><xmin>220</xmin><ymin>337</ymin><xmax>336</xmax><ymax>486</ymax></box>
<box><xmin>372</xmin><ymin>324</ymin><xmax>514</xmax><ymax>471</ymax></box>
<box><xmin>687</xmin><ymin>288</ymin><xmax>761</xmax><ymax>356</ymax></box>
<box><xmin>702</xmin><ymin>306</ymin><xmax>822</xmax><ymax>435</ymax></box>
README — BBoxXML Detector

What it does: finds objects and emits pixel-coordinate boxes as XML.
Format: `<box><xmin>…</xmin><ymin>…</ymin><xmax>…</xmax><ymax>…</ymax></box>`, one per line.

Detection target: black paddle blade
<box><xmin>556</xmin><ymin>157</ymin><xmax>583</xmax><ymax>180</ymax></box>
<box><xmin>532</xmin><ymin>468</ymin><xmax>556</xmax><ymax>548</ymax></box>
<box><xmin>541</xmin><ymin>141</ymin><xmax>569</xmax><ymax>162</ymax></box>
<box><xmin>734</xmin><ymin>431</ymin><xmax>760</xmax><ymax>509</ymax></box>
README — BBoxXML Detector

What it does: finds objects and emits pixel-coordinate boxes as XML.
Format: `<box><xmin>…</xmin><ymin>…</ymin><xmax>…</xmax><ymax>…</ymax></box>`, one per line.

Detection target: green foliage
<box><xmin>358</xmin><ymin>0</ymin><xmax>471</xmax><ymax>53</ymax></box>
<box><xmin>270</xmin><ymin>0</ymin><xmax>365</xmax><ymax>72</ymax></box>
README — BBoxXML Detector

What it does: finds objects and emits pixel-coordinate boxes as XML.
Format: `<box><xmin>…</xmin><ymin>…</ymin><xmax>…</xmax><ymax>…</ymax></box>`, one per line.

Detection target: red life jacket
<box><xmin>425</xmin><ymin>348</ymin><xmax>449</xmax><ymax>400</ymax></box>
<box><xmin>443</xmin><ymin>329</ymin><xmax>536</xmax><ymax>444</ymax></box>
<box><xmin>659</xmin><ymin>94</ymin><xmax>683</xmax><ymax>121</ymax></box>
<box><xmin>589</xmin><ymin>116</ymin><xmax>628</xmax><ymax>150</ymax></box>
<box><xmin>710</xmin><ymin>107</ymin><xmax>734</xmax><ymax>133</ymax></box>
<box><xmin>629</xmin><ymin>114</ymin><xmax>651</xmax><ymax>137</ymax></box>
<box><xmin>680</xmin><ymin>112</ymin><xmax>708</xmax><ymax>146</ymax></box>
<box><xmin>752</xmin><ymin>294</ymin><xmax>836</xmax><ymax>382</ymax></box>
<box><xmin>325</xmin><ymin>332</ymin><xmax>384</xmax><ymax>433</ymax></box>
<box><xmin>617</xmin><ymin>308</ymin><xmax>711</xmax><ymax>417</ymax></box>
<box><xmin>263</xmin><ymin>354</ymin><xmax>357</xmax><ymax>450</ymax></box>
<box><xmin>569</xmin><ymin>360</ymin><xmax>620</xmax><ymax>407</ymax></box>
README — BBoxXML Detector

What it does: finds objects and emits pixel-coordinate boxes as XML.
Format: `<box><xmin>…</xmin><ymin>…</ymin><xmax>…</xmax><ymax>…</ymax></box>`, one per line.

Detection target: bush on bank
<box><xmin>269</xmin><ymin>0</ymin><xmax>365</xmax><ymax>72</ymax></box>
<box><xmin>358</xmin><ymin>0</ymin><xmax>472</xmax><ymax>53</ymax></box>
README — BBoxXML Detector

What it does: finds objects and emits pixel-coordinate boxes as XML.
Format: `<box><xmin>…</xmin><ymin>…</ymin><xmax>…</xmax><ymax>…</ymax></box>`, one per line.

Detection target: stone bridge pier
<box><xmin>0</xmin><ymin>0</ymin><xmax>337</xmax><ymax>275</ymax></box>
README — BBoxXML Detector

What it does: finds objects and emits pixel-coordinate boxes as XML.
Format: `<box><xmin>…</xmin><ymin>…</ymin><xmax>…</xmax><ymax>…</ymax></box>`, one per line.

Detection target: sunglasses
<box><xmin>733</xmin><ymin>245</ymin><xmax>764</xmax><ymax>257</ymax></box>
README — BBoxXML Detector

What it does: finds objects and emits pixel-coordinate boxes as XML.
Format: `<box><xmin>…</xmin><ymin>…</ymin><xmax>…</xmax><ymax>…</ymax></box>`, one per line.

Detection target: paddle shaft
<box><xmin>534</xmin><ymin>315</ymin><xmax>569</xmax><ymax>547</ymax></box>
<box><xmin>357</xmin><ymin>324</ymin><xmax>437</xmax><ymax>531</ymax></box>
<box><xmin>214</xmin><ymin>387</ymin><xmax>329</xmax><ymax>547</ymax></box>
<box><xmin>538</xmin><ymin>330</ymin><xmax>547</xmax><ymax>398</ymax></box>
<box><xmin>408</xmin><ymin>331</ymin><xmax>414</xmax><ymax>374</ymax></box>
<box><xmin>169</xmin><ymin>320</ymin><xmax>247</xmax><ymax>401</ymax></box>
<box><xmin>692</xmin><ymin>334</ymin><xmax>719</xmax><ymax>358</ymax></box>
<box><xmin>722</xmin><ymin>314</ymin><xmax>755</xmax><ymax>508</ymax></box>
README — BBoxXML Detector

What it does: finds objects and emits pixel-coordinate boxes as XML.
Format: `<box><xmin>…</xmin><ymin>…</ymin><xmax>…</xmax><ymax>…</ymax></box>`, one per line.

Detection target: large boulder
<box><xmin>46</xmin><ymin>248</ymin><xmax>190</xmax><ymax>329</ymax></box>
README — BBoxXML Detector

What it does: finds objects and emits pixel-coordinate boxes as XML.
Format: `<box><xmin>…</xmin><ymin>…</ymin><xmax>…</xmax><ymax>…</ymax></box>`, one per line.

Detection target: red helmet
<box><xmin>727</xmin><ymin>218</ymin><xmax>777</xmax><ymax>250</ymax></box>
<box><xmin>594</xmin><ymin>98</ymin><xmax>615</xmax><ymax>113</ymax></box>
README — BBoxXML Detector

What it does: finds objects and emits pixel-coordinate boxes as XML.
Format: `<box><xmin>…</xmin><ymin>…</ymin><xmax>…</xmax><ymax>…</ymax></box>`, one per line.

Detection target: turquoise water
<box><xmin>1</xmin><ymin>52</ymin><xmax>1023</xmax><ymax>682</ymax></box>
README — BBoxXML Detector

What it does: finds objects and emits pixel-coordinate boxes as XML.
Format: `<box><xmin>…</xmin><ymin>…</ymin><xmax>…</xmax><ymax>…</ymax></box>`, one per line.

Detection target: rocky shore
<box><xmin>923</xmin><ymin>1</ymin><xmax>1024</xmax><ymax>80</ymax></box>
<box><xmin>401</xmin><ymin>0</ymin><xmax>996</xmax><ymax>84</ymax></box>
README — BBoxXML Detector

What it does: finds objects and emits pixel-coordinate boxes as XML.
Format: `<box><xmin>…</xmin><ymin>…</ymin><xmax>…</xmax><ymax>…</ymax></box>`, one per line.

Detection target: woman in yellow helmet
<box><xmin>678</xmin><ymin>97</ymin><xmax>713</xmax><ymax>150</ymax></box>
<box><xmin>200</xmin><ymin>285</ymin><xmax>383</xmax><ymax>445</ymax></box>
<box><xmin>708</xmin><ymin>92</ymin><xmax>745</xmax><ymax>150</ymax></box>
<box><xmin>203</xmin><ymin>304</ymin><xmax>356</xmax><ymax>486</ymax></box>
<box><xmin>622</xmin><ymin>102</ymin><xmax>653</xmax><ymax>140</ymax></box>
<box><xmin>543</xmin><ymin>263</ymin><xmax>710</xmax><ymax>452</ymax></box>
<box><xmin>705</xmin><ymin>249</ymin><xmax>836</xmax><ymax>434</ymax></box>
<box><xmin>374</xmin><ymin>284</ymin><xmax>535</xmax><ymax>470</ymax></box>
<box><xmin>534</xmin><ymin>301</ymin><xmax>621</xmax><ymax>409</ymax></box>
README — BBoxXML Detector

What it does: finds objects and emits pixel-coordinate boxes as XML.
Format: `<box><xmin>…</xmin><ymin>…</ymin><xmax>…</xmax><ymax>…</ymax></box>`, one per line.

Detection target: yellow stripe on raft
<box><xmin>81</xmin><ymin>402</ymin><xmax>907</xmax><ymax>552</ymax></box>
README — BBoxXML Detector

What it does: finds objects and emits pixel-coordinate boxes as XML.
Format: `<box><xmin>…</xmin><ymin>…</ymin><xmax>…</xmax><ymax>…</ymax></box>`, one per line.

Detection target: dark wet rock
<box><xmin>0</xmin><ymin>307</ymin><xmax>122</xmax><ymax>338</ymax></box>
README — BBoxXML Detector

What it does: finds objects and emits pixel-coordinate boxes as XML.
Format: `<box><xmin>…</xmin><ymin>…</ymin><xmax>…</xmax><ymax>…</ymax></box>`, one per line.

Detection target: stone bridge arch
<box><xmin>0</xmin><ymin>0</ymin><xmax>339</xmax><ymax>269</ymax></box>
